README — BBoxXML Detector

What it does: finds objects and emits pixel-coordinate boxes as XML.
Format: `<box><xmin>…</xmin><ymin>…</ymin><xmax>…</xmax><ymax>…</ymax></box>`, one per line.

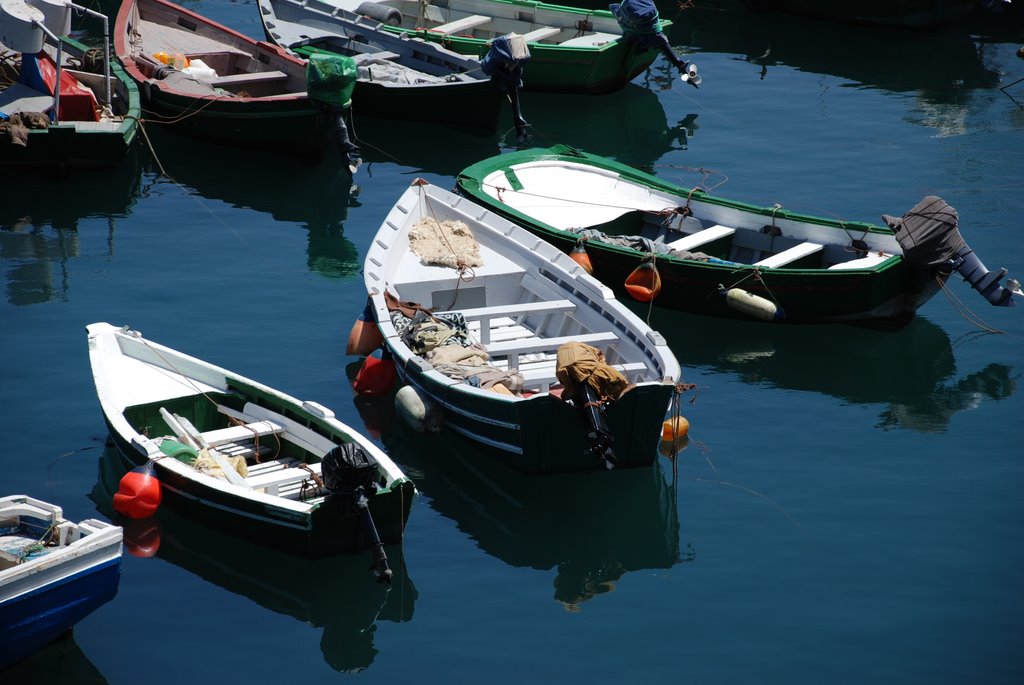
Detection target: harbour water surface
<box><xmin>2</xmin><ymin>2</ymin><xmax>1023</xmax><ymax>682</ymax></box>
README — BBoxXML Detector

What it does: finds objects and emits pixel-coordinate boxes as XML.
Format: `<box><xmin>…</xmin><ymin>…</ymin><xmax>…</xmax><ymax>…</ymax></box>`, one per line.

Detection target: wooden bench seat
<box><xmin>519</xmin><ymin>361</ymin><xmax>649</xmax><ymax>392</ymax></box>
<box><xmin>431</xmin><ymin>15</ymin><xmax>490</xmax><ymax>35</ymax></box>
<box><xmin>754</xmin><ymin>241</ymin><xmax>824</xmax><ymax>268</ymax></box>
<box><xmin>486</xmin><ymin>331</ymin><xmax>617</xmax><ymax>367</ymax></box>
<box><xmin>437</xmin><ymin>300</ymin><xmax>575</xmax><ymax>344</ymax></box>
<box><xmin>666</xmin><ymin>224</ymin><xmax>735</xmax><ymax>252</ymax></box>
<box><xmin>246</xmin><ymin>459</ymin><xmax>322</xmax><ymax>497</ymax></box>
<box><xmin>201</xmin><ymin>420</ymin><xmax>283</xmax><ymax>447</ymax></box>
<box><xmin>521</xmin><ymin>26</ymin><xmax>561</xmax><ymax>42</ymax></box>
<box><xmin>210</xmin><ymin>70</ymin><xmax>288</xmax><ymax>87</ymax></box>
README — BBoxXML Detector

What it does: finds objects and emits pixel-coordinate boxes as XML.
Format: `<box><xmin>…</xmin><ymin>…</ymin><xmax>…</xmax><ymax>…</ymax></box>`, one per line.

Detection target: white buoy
<box><xmin>723</xmin><ymin>287</ymin><xmax>783</xmax><ymax>321</ymax></box>
<box><xmin>0</xmin><ymin>0</ymin><xmax>45</xmax><ymax>53</ymax></box>
<box><xmin>395</xmin><ymin>385</ymin><xmax>442</xmax><ymax>433</ymax></box>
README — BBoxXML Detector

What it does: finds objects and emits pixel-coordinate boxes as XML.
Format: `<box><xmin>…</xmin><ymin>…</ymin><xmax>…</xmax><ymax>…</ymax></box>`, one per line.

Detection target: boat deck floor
<box><xmin>136</xmin><ymin>19</ymin><xmax>250</xmax><ymax>57</ymax></box>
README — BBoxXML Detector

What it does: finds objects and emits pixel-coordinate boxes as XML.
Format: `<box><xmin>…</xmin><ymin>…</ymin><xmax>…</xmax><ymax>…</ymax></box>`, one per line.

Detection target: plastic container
<box><xmin>181</xmin><ymin>58</ymin><xmax>217</xmax><ymax>82</ymax></box>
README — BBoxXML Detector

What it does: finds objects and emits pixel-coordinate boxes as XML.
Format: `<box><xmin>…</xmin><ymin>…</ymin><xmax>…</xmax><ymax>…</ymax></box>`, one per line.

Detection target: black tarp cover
<box><xmin>882</xmin><ymin>195</ymin><xmax>967</xmax><ymax>268</ymax></box>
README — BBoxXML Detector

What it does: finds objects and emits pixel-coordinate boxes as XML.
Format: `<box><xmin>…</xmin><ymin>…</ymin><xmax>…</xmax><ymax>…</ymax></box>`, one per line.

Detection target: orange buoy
<box><xmin>661</xmin><ymin>415</ymin><xmax>690</xmax><ymax>441</ymax></box>
<box><xmin>624</xmin><ymin>260</ymin><xmax>662</xmax><ymax>302</ymax></box>
<box><xmin>113</xmin><ymin>461</ymin><xmax>162</xmax><ymax>519</ymax></box>
<box><xmin>569</xmin><ymin>239</ymin><xmax>594</xmax><ymax>274</ymax></box>
<box><xmin>346</xmin><ymin>299</ymin><xmax>384</xmax><ymax>356</ymax></box>
<box><xmin>353</xmin><ymin>348</ymin><xmax>397</xmax><ymax>396</ymax></box>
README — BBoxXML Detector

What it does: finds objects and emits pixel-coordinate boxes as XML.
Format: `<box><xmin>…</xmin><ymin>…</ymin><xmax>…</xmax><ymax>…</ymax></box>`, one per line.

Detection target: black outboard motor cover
<box><xmin>883</xmin><ymin>196</ymin><xmax>1017</xmax><ymax>307</ymax></box>
<box><xmin>322</xmin><ymin>443</ymin><xmax>376</xmax><ymax>509</ymax></box>
<box><xmin>882</xmin><ymin>195</ymin><xmax>966</xmax><ymax>268</ymax></box>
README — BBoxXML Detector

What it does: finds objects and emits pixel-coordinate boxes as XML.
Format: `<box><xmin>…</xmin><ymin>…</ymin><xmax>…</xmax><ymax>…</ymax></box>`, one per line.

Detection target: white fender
<box><xmin>394</xmin><ymin>385</ymin><xmax>442</xmax><ymax>433</ymax></box>
<box><xmin>723</xmin><ymin>287</ymin><xmax>782</xmax><ymax>321</ymax></box>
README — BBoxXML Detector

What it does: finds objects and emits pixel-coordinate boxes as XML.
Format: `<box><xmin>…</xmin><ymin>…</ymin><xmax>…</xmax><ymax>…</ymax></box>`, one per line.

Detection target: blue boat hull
<box><xmin>0</xmin><ymin>558</ymin><xmax>121</xmax><ymax>670</ymax></box>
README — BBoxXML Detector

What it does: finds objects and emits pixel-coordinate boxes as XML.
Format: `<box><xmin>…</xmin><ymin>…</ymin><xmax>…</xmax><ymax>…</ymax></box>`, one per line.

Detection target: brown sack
<box><xmin>555</xmin><ymin>341</ymin><xmax>628</xmax><ymax>402</ymax></box>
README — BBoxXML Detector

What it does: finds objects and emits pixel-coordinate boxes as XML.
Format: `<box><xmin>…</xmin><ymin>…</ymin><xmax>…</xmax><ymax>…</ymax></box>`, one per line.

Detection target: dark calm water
<box><xmin>3</xmin><ymin>1</ymin><xmax>1023</xmax><ymax>682</ymax></box>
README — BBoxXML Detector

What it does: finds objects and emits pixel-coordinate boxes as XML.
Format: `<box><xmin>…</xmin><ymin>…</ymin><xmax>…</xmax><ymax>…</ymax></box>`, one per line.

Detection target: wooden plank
<box><xmin>754</xmin><ymin>241</ymin><xmax>823</xmax><ymax>268</ymax></box>
<box><xmin>210</xmin><ymin>70</ymin><xmax>288</xmax><ymax>87</ymax></box>
<box><xmin>487</xmin><ymin>332</ymin><xmax>617</xmax><ymax>369</ymax></box>
<box><xmin>431</xmin><ymin>15</ymin><xmax>490</xmax><ymax>35</ymax></box>
<box><xmin>521</xmin><ymin>26</ymin><xmax>561</xmax><ymax>43</ymax></box>
<box><xmin>438</xmin><ymin>299</ymin><xmax>575</xmax><ymax>345</ymax></box>
<box><xmin>519</xmin><ymin>361</ymin><xmax>650</xmax><ymax>392</ymax></box>
<box><xmin>201</xmin><ymin>420</ymin><xmax>283</xmax><ymax>447</ymax></box>
<box><xmin>666</xmin><ymin>224</ymin><xmax>735</xmax><ymax>252</ymax></box>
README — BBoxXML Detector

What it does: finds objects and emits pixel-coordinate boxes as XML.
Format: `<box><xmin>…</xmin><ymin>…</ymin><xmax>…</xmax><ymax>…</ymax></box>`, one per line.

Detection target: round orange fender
<box><xmin>346</xmin><ymin>299</ymin><xmax>384</xmax><ymax>356</ymax></box>
<box><xmin>569</xmin><ymin>239</ymin><xmax>594</xmax><ymax>275</ymax></box>
<box><xmin>624</xmin><ymin>260</ymin><xmax>662</xmax><ymax>302</ymax></box>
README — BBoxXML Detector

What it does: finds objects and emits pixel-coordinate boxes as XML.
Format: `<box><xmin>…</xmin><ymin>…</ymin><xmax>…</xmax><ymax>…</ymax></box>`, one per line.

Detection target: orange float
<box><xmin>624</xmin><ymin>259</ymin><xmax>662</xmax><ymax>302</ymax></box>
<box><xmin>569</xmin><ymin>239</ymin><xmax>594</xmax><ymax>274</ymax></box>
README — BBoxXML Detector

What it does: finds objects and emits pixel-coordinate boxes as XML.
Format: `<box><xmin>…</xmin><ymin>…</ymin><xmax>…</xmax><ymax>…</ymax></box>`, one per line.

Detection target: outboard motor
<box><xmin>322</xmin><ymin>444</ymin><xmax>392</xmax><ymax>583</ymax></box>
<box><xmin>305</xmin><ymin>52</ymin><xmax>362</xmax><ymax>173</ymax></box>
<box><xmin>577</xmin><ymin>383</ymin><xmax>618</xmax><ymax>470</ymax></box>
<box><xmin>609</xmin><ymin>0</ymin><xmax>700</xmax><ymax>87</ymax></box>
<box><xmin>481</xmin><ymin>33</ymin><xmax>530</xmax><ymax>142</ymax></box>
<box><xmin>883</xmin><ymin>196</ymin><xmax>1020</xmax><ymax>308</ymax></box>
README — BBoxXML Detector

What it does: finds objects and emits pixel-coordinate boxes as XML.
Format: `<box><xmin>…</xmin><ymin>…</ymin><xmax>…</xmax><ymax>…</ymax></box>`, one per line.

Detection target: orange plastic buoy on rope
<box><xmin>661</xmin><ymin>415</ymin><xmax>690</xmax><ymax>441</ymax></box>
<box><xmin>353</xmin><ymin>348</ymin><xmax>397</xmax><ymax>396</ymax></box>
<box><xmin>624</xmin><ymin>259</ymin><xmax>662</xmax><ymax>302</ymax></box>
<box><xmin>113</xmin><ymin>461</ymin><xmax>162</xmax><ymax>519</ymax></box>
<box><xmin>346</xmin><ymin>299</ymin><xmax>384</xmax><ymax>356</ymax></box>
<box><xmin>569</xmin><ymin>239</ymin><xmax>594</xmax><ymax>275</ymax></box>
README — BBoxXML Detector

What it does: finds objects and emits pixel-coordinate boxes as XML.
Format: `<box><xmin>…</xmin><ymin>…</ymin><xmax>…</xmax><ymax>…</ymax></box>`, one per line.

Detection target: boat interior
<box><xmin>0</xmin><ymin>44</ymin><xmax>133</xmax><ymax>127</ymax></box>
<box><xmin>480</xmin><ymin>165</ymin><xmax>904</xmax><ymax>272</ymax></box>
<box><xmin>125</xmin><ymin>0</ymin><xmax>308</xmax><ymax>97</ymax></box>
<box><xmin>385</xmin><ymin>204</ymin><xmax>668</xmax><ymax>396</ymax></box>
<box><xmin>340</xmin><ymin>0</ymin><xmax>625</xmax><ymax>47</ymax></box>
<box><xmin>132</xmin><ymin>391</ymin><xmax>386</xmax><ymax>501</ymax></box>
<box><xmin>0</xmin><ymin>499</ymin><xmax>101</xmax><ymax>569</ymax></box>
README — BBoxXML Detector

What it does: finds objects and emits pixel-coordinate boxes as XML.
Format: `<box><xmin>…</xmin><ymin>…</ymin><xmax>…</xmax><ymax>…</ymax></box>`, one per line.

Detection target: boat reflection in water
<box><xmin>675</xmin><ymin>4</ymin><xmax>1002</xmax><ymax>108</ymax></box>
<box><xmin>0</xmin><ymin>630</ymin><xmax>109</xmax><ymax>684</ymax></box>
<box><xmin>372</xmin><ymin>413</ymin><xmax>686</xmax><ymax>610</ymax></box>
<box><xmin>90</xmin><ymin>446</ymin><xmax>416</xmax><ymax>673</ymax></box>
<box><xmin>141</xmin><ymin>127</ymin><xmax>361</xmax><ymax>279</ymax></box>
<box><xmin>0</xmin><ymin>148</ymin><xmax>142</xmax><ymax>306</ymax></box>
<box><xmin>512</xmin><ymin>82</ymin><xmax>693</xmax><ymax>171</ymax></box>
<box><xmin>641</xmin><ymin>306</ymin><xmax>1017</xmax><ymax>433</ymax></box>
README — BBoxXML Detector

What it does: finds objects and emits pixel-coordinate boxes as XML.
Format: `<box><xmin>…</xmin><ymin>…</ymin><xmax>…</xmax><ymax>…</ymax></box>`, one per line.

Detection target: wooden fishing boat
<box><xmin>456</xmin><ymin>144</ymin><xmax>1022</xmax><ymax>327</ymax></box>
<box><xmin>0</xmin><ymin>2</ymin><xmax>139</xmax><ymax>169</ymax></box>
<box><xmin>306</xmin><ymin>0</ymin><xmax>672</xmax><ymax>94</ymax></box>
<box><xmin>739</xmin><ymin>0</ymin><xmax>979</xmax><ymax>29</ymax></box>
<box><xmin>257</xmin><ymin>0</ymin><xmax>502</xmax><ymax>135</ymax></box>
<box><xmin>113</xmin><ymin>0</ymin><xmax>351</xmax><ymax>162</ymax></box>
<box><xmin>362</xmin><ymin>178</ymin><xmax>682</xmax><ymax>475</ymax></box>
<box><xmin>86</xmin><ymin>322</ymin><xmax>416</xmax><ymax>568</ymax></box>
<box><xmin>0</xmin><ymin>495</ymin><xmax>122</xmax><ymax>670</ymax></box>
<box><xmin>88</xmin><ymin>444</ymin><xmax>415</xmax><ymax>672</ymax></box>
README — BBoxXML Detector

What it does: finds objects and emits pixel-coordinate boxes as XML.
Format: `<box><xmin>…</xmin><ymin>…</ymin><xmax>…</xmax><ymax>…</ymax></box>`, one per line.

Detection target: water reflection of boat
<box><xmin>515</xmin><ymin>82</ymin><xmax>692</xmax><ymax>170</ymax></box>
<box><xmin>378</xmin><ymin>421</ymin><xmax>686</xmax><ymax>610</ymax></box>
<box><xmin>0</xmin><ymin>148</ymin><xmax>142</xmax><ymax>306</ymax></box>
<box><xmin>675</xmin><ymin>4</ymin><xmax>1001</xmax><ymax>104</ymax></box>
<box><xmin>141</xmin><ymin>128</ymin><xmax>361</xmax><ymax>278</ymax></box>
<box><xmin>0</xmin><ymin>631</ymin><xmax>109</xmax><ymax>684</ymax></box>
<box><xmin>90</xmin><ymin>446</ymin><xmax>417</xmax><ymax>673</ymax></box>
<box><xmin>642</xmin><ymin>306</ymin><xmax>1017</xmax><ymax>432</ymax></box>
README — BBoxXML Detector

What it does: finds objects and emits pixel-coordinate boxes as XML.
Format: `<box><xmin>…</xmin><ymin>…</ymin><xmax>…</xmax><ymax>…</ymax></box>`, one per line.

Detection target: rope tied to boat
<box><xmin>17</xmin><ymin>522</ymin><xmax>60</xmax><ymax>563</ymax></box>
